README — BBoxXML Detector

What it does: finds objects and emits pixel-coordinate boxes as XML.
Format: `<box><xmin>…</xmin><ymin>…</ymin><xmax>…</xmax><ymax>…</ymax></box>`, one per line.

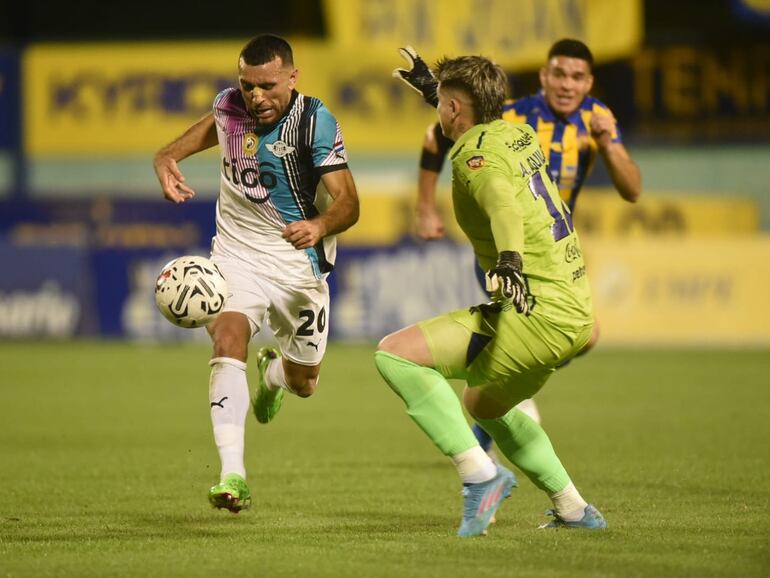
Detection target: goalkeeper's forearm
<box><xmin>489</xmin><ymin>208</ymin><xmax>525</xmax><ymax>255</ymax></box>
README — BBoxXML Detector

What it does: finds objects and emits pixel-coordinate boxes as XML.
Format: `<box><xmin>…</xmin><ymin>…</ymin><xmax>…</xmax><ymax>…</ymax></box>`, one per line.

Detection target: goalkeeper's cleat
<box><xmin>252</xmin><ymin>347</ymin><xmax>283</xmax><ymax>424</ymax></box>
<box><xmin>208</xmin><ymin>473</ymin><xmax>251</xmax><ymax>513</ymax></box>
<box><xmin>539</xmin><ymin>504</ymin><xmax>607</xmax><ymax>529</ymax></box>
<box><xmin>489</xmin><ymin>467</ymin><xmax>518</xmax><ymax>525</ymax></box>
<box><xmin>458</xmin><ymin>464</ymin><xmax>517</xmax><ymax>537</ymax></box>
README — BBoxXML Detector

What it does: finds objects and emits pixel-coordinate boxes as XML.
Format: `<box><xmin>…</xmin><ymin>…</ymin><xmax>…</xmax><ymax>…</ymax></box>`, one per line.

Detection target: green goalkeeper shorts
<box><xmin>418</xmin><ymin>304</ymin><xmax>592</xmax><ymax>401</ymax></box>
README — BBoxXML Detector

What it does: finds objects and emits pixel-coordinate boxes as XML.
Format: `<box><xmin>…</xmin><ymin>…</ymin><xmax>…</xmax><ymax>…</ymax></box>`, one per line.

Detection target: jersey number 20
<box><xmin>297</xmin><ymin>307</ymin><xmax>326</xmax><ymax>336</ymax></box>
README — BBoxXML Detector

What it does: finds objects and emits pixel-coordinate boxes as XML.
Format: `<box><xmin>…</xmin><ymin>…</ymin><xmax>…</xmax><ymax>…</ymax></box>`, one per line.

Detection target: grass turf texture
<box><xmin>1</xmin><ymin>342</ymin><xmax>768</xmax><ymax>577</ymax></box>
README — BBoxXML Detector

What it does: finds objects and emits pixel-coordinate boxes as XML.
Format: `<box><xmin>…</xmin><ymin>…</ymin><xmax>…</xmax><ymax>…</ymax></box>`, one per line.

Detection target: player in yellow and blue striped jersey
<box><xmin>416</xmin><ymin>39</ymin><xmax>640</xmax><ymax>235</ymax></box>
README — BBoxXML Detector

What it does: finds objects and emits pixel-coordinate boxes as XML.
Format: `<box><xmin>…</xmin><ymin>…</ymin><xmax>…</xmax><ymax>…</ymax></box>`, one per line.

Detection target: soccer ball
<box><xmin>154</xmin><ymin>256</ymin><xmax>228</xmax><ymax>328</ymax></box>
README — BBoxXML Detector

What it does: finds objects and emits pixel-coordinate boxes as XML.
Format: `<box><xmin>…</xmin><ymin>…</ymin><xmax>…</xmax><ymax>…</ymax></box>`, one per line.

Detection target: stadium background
<box><xmin>1</xmin><ymin>0</ymin><xmax>769</xmax><ymax>346</ymax></box>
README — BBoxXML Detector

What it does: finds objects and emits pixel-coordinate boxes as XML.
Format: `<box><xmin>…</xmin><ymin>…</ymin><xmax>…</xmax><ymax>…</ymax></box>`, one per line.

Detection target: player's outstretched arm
<box><xmin>153</xmin><ymin>113</ymin><xmax>218</xmax><ymax>204</ymax></box>
<box><xmin>281</xmin><ymin>169</ymin><xmax>360</xmax><ymax>250</ymax></box>
<box><xmin>590</xmin><ymin>113</ymin><xmax>641</xmax><ymax>203</ymax></box>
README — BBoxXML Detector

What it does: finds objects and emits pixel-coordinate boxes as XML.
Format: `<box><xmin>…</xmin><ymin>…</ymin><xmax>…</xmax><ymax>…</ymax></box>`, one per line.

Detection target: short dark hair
<box><xmin>548</xmin><ymin>39</ymin><xmax>593</xmax><ymax>70</ymax></box>
<box><xmin>240</xmin><ymin>34</ymin><xmax>294</xmax><ymax>67</ymax></box>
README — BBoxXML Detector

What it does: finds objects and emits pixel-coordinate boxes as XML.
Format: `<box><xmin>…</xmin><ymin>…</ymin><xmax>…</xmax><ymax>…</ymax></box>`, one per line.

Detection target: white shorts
<box><xmin>212</xmin><ymin>254</ymin><xmax>329</xmax><ymax>366</ymax></box>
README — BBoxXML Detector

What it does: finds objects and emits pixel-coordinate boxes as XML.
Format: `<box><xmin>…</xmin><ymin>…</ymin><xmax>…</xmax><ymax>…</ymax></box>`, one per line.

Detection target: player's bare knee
<box><xmin>212</xmin><ymin>331</ymin><xmax>247</xmax><ymax>360</ymax></box>
<box><xmin>590</xmin><ymin>322</ymin><xmax>601</xmax><ymax>347</ymax></box>
<box><xmin>377</xmin><ymin>327</ymin><xmax>420</xmax><ymax>358</ymax></box>
<box><xmin>377</xmin><ymin>332</ymin><xmax>398</xmax><ymax>354</ymax></box>
<box><xmin>377</xmin><ymin>327</ymin><xmax>435</xmax><ymax>368</ymax></box>
<box><xmin>463</xmin><ymin>385</ymin><xmax>516</xmax><ymax>420</ymax></box>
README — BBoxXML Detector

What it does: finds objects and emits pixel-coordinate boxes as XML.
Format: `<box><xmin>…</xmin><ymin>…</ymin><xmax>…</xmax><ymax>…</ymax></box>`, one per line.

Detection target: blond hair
<box><xmin>435</xmin><ymin>56</ymin><xmax>508</xmax><ymax>124</ymax></box>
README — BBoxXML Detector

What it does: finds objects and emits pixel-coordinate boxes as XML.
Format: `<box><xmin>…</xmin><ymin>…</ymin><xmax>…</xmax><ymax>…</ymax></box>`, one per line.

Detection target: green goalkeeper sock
<box><xmin>476</xmin><ymin>407</ymin><xmax>570</xmax><ymax>493</ymax></box>
<box><xmin>374</xmin><ymin>351</ymin><xmax>478</xmax><ymax>456</ymax></box>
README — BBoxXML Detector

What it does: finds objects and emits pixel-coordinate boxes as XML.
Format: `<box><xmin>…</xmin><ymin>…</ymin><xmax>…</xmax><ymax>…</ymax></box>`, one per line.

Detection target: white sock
<box><xmin>451</xmin><ymin>446</ymin><xmax>497</xmax><ymax>484</ymax></box>
<box><xmin>515</xmin><ymin>398</ymin><xmax>541</xmax><ymax>424</ymax></box>
<box><xmin>548</xmin><ymin>481</ymin><xmax>588</xmax><ymax>521</ymax></box>
<box><xmin>209</xmin><ymin>357</ymin><xmax>249</xmax><ymax>480</ymax></box>
<box><xmin>265</xmin><ymin>357</ymin><xmax>292</xmax><ymax>393</ymax></box>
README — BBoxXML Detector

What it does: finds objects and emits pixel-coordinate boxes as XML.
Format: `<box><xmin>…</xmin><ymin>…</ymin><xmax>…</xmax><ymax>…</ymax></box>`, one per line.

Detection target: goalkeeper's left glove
<box><xmin>485</xmin><ymin>251</ymin><xmax>532</xmax><ymax>315</ymax></box>
<box><xmin>392</xmin><ymin>46</ymin><xmax>439</xmax><ymax>107</ymax></box>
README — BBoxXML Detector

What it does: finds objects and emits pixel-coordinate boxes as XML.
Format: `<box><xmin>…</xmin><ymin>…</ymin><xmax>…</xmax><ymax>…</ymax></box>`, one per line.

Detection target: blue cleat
<box><xmin>490</xmin><ymin>467</ymin><xmax>518</xmax><ymax>525</ymax></box>
<box><xmin>539</xmin><ymin>504</ymin><xmax>607</xmax><ymax>529</ymax></box>
<box><xmin>457</xmin><ymin>464</ymin><xmax>517</xmax><ymax>537</ymax></box>
<box><xmin>502</xmin><ymin>468</ymin><xmax>518</xmax><ymax>497</ymax></box>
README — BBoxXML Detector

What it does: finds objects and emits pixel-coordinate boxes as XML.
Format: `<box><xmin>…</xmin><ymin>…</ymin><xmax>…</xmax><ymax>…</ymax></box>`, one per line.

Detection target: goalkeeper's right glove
<box><xmin>485</xmin><ymin>251</ymin><xmax>532</xmax><ymax>315</ymax></box>
<box><xmin>392</xmin><ymin>46</ymin><xmax>439</xmax><ymax>108</ymax></box>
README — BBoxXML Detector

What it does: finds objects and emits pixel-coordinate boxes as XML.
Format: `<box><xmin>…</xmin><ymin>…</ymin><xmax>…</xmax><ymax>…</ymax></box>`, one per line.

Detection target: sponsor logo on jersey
<box><xmin>221</xmin><ymin>157</ymin><xmax>276</xmax><ymax>204</ymax></box>
<box><xmin>466</xmin><ymin>155</ymin><xmax>485</xmax><ymax>170</ymax></box>
<box><xmin>507</xmin><ymin>130</ymin><xmax>534</xmax><ymax>152</ymax></box>
<box><xmin>243</xmin><ymin>133</ymin><xmax>259</xmax><ymax>157</ymax></box>
<box><xmin>266</xmin><ymin>140</ymin><xmax>296</xmax><ymax>158</ymax></box>
<box><xmin>565</xmin><ymin>239</ymin><xmax>582</xmax><ymax>263</ymax></box>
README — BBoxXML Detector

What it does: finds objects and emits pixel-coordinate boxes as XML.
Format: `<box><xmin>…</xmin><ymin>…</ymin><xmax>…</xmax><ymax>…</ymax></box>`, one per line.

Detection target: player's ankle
<box><xmin>452</xmin><ymin>446</ymin><xmax>497</xmax><ymax>484</ymax></box>
<box><xmin>549</xmin><ymin>481</ymin><xmax>588</xmax><ymax>521</ymax></box>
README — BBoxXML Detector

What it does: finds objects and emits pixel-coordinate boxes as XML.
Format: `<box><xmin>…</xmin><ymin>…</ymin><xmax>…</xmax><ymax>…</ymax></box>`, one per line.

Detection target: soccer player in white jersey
<box><xmin>153</xmin><ymin>34</ymin><xmax>360</xmax><ymax>512</ymax></box>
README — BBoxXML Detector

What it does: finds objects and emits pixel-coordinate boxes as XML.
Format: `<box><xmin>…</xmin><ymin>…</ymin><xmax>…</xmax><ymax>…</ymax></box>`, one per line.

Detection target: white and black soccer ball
<box><xmin>154</xmin><ymin>256</ymin><xmax>228</xmax><ymax>328</ymax></box>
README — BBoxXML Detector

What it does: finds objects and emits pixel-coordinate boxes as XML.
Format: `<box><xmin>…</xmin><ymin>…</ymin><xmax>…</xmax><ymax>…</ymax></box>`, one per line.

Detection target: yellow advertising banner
<box><xmin>24</xmin><ymin>0</ymin><xmax>642</xmax><ymax>157</ymax></box>
<box><xmin>568</xmin><ymin>191</ymin><xmax>759</xmax><ymax>238</ymax></box>
<box><xmin>583</xmin><ymin>236</ymin><xmax>770</xmax><ymax>346</ymax></box>
<box><xmin>23</xmin><ymin>40</ymin><xmax>439</xmax><ymax>155</ymax></box>
<box><xmin>23</xmin><ymin>41</ymin><xmax>241</xmax><ymax>155</ymax></box>
<box><xmin>323</xmin><ymin>0</ymin><xmax>642</xmax><ymax>68</ymax></box>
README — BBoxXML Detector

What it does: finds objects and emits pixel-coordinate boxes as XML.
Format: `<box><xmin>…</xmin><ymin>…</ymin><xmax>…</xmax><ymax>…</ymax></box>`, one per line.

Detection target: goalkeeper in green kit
<box><xmin>375</xmin><ymin>48</ymin><xmax>607</xmax><ymax>537</ymax></box>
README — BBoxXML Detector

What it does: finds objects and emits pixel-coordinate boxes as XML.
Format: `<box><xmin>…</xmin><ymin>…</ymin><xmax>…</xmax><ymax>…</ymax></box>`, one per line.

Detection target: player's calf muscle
<box><xmin>208</xmin><ymin>313</ymin><xmax>250</xmax><ymax>360</ymax></box>
<box><xmin>285</xmin><ymin>362</ymin><xmax>320</xmax><ymax>397</ymax></box>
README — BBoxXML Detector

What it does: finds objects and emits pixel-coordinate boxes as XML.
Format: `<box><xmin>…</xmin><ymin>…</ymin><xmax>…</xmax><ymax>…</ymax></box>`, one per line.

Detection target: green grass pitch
<box><xmin>1</xmin><ymin>342</ymin><xmax>769</xmax><ymax>577</ymax></box>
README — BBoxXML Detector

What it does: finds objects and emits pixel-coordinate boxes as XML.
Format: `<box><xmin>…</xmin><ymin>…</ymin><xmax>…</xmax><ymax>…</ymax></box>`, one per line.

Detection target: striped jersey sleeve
<box><xmin>311</xmin><ymin>103</ymin><xmax>349</xmax><ymax>171</ymax></box>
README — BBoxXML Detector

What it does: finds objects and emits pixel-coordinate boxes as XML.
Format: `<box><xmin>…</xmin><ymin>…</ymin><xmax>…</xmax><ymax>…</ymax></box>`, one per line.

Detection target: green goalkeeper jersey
<box><xmin>450</xmin><ymin>119</ymin><xmax>592</xmax><ymax>327</ymax></box>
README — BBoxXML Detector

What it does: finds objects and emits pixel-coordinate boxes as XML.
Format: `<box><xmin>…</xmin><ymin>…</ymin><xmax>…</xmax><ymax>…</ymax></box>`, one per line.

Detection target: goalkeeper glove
<box><xmin>485</xmin><ymin>251</ymin><xmax>532</xmax><ymax>315</ymax></box>
<box><xmin>392</xmin><ymin>46</ymin><xmax>439</xmax><ymax>107</ymax></box>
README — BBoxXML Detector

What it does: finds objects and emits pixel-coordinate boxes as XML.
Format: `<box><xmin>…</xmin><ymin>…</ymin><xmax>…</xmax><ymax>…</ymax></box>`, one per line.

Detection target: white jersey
<box><xmin>211</xmin><ymin>88</ymin><xmax>349</xmax><ymax>285</ymax></box>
